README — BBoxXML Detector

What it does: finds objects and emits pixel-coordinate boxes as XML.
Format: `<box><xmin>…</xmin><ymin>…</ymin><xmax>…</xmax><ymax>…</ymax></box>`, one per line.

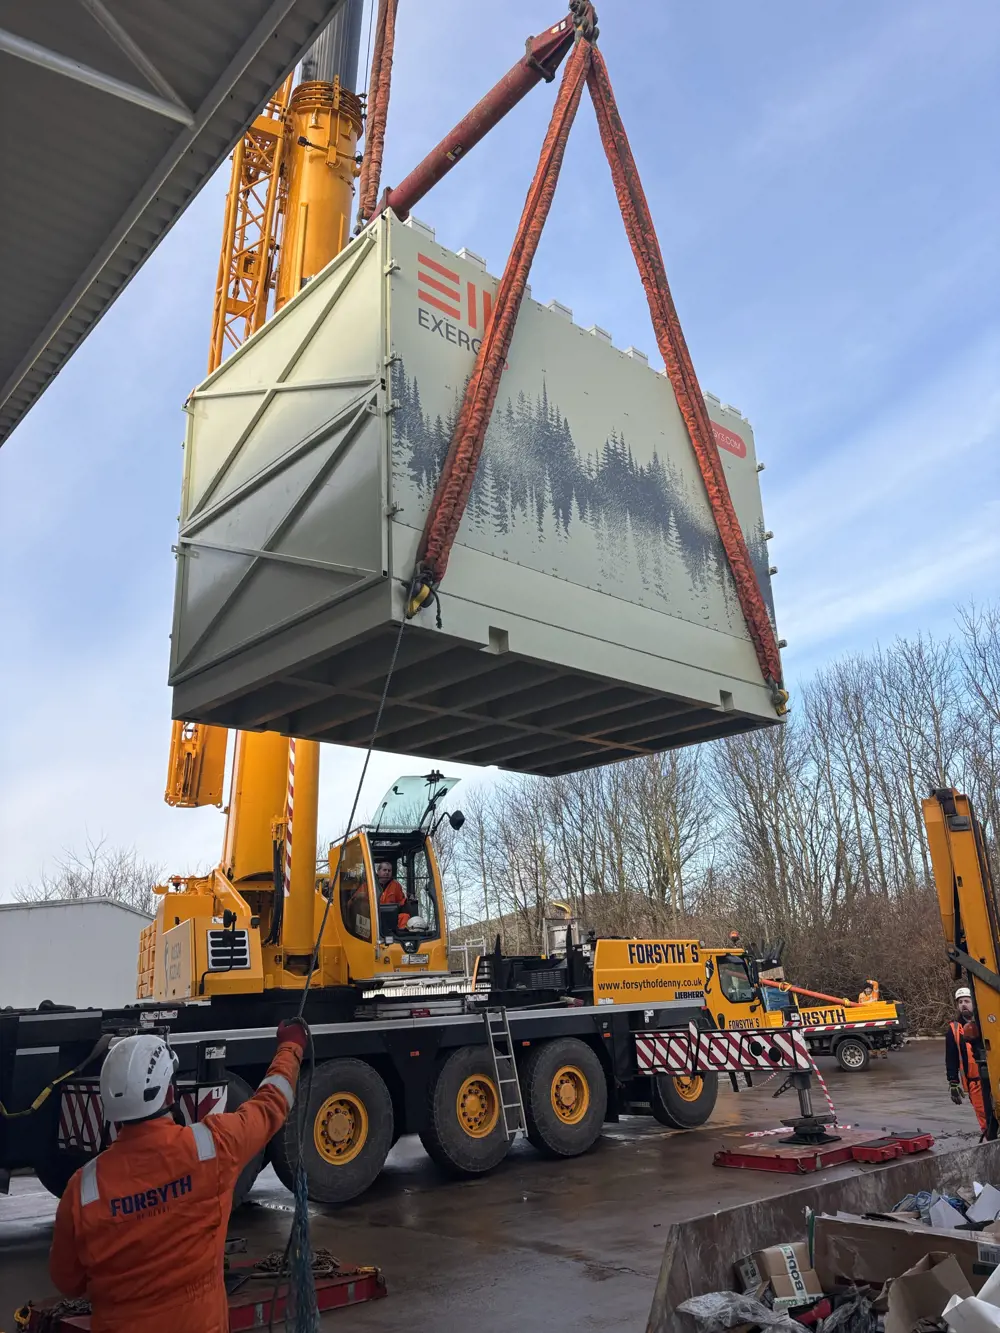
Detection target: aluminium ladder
<box><xmin>483</xmin><ymin>1007</ymin><xmax>527</xmax><ymax>1138</ymax></box>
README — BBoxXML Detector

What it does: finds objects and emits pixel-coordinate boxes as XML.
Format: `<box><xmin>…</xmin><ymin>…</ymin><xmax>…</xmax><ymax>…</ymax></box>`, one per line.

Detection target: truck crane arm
<box><xmin>760</xmin><ymin>979</ymin><xmax>861</xmax><ymax>1009</ymax></box>
<box><xmin>924</xmin><ymin>787</ymin><xmax>1000</xmax><ymax>1138</ymax></box>
<box><xmin>367</xmin><ymin>12</ymin><xmax>578</xmax><ymax>226</ymax></box>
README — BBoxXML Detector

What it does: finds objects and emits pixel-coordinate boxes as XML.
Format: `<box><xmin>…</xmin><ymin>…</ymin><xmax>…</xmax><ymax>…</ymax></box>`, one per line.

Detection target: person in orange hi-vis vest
<box><xmin>49</xmin><ymin>1018</ymin><xmax>307</xmax><ymax>1333</ymax></box>
<box><xmin>947</xmin><ymin>986</ymin><xmax>987</xmax><ymax>1133</ymax></box>
<box><xmin>376</xmin><ymin>860</ymin><xmax>410</xmax><ymax>929</ymax></box>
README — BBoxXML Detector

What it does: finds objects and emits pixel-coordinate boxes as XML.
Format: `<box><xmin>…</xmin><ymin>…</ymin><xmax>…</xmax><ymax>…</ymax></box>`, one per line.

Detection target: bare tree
<box><xmin>15</xmin><ymin>838</ymin><xmax>163</xmax><ymax>917</ymax></box>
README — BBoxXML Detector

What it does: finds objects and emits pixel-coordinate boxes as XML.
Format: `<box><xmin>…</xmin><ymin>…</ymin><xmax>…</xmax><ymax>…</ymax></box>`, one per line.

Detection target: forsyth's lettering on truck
<box><xmin>596</xmin><ymin>976</ymin><xmax>704</xmax><ymax>995</ymax></box>
<box><xmin>799</xmin><ymin>1006</ymin><xmax>848</xmax><ymax>1026</ymax></box>
<box><xmin>627</xmin><ymin>942</ymin><xmax>700</xmax><ymax>966</ymax></box>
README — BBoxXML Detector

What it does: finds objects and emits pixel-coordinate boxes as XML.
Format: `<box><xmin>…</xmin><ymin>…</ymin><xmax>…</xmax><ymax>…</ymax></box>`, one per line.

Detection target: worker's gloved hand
<box><xmin>950</xmin><ymin>1082</ymin><xmax>966</xmax><ymax>1104</ymax></box>
<box><xmin>277</xmin><ymin>1017</ymin><xmax>309</xmax><ymax>1055</ymax></box>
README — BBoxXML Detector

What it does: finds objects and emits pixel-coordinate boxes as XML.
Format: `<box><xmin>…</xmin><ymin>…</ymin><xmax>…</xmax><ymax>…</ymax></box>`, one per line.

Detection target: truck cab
<box><xmin>702</xmin><ymin>948</ymin><xmax>786</xmax><ymax>1031</ymax></box>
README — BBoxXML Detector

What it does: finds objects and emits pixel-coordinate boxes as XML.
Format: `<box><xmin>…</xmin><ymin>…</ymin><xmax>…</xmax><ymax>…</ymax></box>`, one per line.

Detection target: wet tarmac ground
<box><xmin>0</xmin><ymin>1041</ymin><xmax>980</xmax><ymax>1331</ymax></box>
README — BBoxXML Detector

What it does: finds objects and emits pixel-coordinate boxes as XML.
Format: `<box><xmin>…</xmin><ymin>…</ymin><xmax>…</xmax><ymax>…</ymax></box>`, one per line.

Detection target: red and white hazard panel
<box><xmin>635</xmin><ymin>1025</ymin><xmax>812</xmax><ymax>1076</ymax></box>
<box><xmin>58</xmin><ymin>1080</ymin><xmax>228</xmax><ymax>1152</ymax></box>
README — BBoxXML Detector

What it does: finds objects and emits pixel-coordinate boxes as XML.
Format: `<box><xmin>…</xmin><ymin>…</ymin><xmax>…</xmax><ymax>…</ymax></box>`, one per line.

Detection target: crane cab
<box><xmin>330</xmin><ymin>824</ymin><xmax>449</xmax><ymax>981</ymax></box>
<box><xmin>702</xmin><ymin>949</ymin><xmax>785</xmax><ymax>1031</ymax></box>
<box><xmin>137</xmin><ymin>772</ymin><xmax>461</xmax><ymax>1000</ymax></box>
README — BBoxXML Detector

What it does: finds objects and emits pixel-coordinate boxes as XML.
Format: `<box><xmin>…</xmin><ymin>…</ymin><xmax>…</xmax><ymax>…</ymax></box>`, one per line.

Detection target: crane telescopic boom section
<box><xmin>154</xmin><ymin>14</ymin><xmax>363</xmax><ymax>989</ymax></box>
<box><xmin>924</xmin><ymin>788</ymin><xmax>1000</xmax><ymax>1139</ymax></box>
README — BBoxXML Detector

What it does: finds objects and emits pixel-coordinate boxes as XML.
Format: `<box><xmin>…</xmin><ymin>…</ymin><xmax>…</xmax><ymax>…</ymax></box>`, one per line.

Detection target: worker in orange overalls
<box><xmin>50</xmin><ymin>1018</ymin><xmax>307</xmax><ymax>1333</ymax></box>
<box><xmin>947</xmin><ymin>986</ymin><xmax>987</xmax><ymax>1133</ymax></box>
<box><xmin>376</xmin><ymin>859</ymin><xmax>410</xmax><ymax>929</ymax></box>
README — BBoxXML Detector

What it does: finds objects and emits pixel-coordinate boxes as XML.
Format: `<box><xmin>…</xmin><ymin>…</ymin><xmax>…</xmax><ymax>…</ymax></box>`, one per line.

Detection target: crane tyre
<box><xmin>420</xmin><ymin>1045</ymin><xmax>511</xmax><ymax>1176</ymax></box>
<box><xmin>270</xmin><ymin>1059</ymin><xmax>393</xmax><ymax>1205</ymax></box>
<box><xmin>835</xmin><ymin>1037</ymin><xmax>870</xmax><ymax>1072</ymax></box>
<box><xmin>651</xmin><ymin>1072</ymin><xmax>719</xmax><ymax>1129</ymax></box>
<box><xmin>523</xmin><ymin>1038</ymin><xmax>607</xmax><ymax>1158</ymax></box>
<box><xmin>223</xmin><ymin>1074</ymin><xmax>265</xmax><ymax>1208</ymax></box>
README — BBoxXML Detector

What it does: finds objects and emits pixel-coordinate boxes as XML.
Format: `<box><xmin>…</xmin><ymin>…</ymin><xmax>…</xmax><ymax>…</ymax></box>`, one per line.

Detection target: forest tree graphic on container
<box><xmin>390</xmin><ymin>359</ymin><xmax>774</xmax><ymax>637</ymax></box>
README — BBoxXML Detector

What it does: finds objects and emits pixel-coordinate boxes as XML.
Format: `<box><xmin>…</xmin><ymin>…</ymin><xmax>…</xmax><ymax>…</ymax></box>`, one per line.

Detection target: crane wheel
<box><xmin>651</xmin><ymin>1072</ymin><xmax>718</xmax><ymax>1129</ymax></box>
<box><xmin>419</xmin><ymin>1045</ymin><xmax>511</xmax><ymax>1176</ymax></box>
<box><xmin>270</xmin><ymin>1058</ymin><xmax>394</xmax><ymax>1205</ymax></box>
<box><xmin>224</xmin><ymin>1073</ymin><xmax>266</xmax><ymax>1208</ymax></box>
<box><xmin>522</xmin><ymin>1038</ymin><xmax>607</xmax><ymax>1158</ymax></box>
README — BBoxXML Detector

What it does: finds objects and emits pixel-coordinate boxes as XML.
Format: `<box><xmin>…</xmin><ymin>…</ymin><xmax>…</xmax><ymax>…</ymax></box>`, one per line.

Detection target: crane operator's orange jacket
<box><xmin>379</xmin><ymin>877</ymin><xmax>410</xmax><ymax>928</ymax></box>
<box><xmin>49</xmin><ymin>1037</ymin><xmax>303</xmax><ymax>1333</ymax></box>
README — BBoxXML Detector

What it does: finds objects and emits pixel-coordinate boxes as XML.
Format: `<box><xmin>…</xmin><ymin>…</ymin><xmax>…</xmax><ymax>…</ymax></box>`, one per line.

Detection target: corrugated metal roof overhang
<box><xmin>0</xmin><ymin>0</ymin><xmax>351</xmax><ymax>446</ymax></box>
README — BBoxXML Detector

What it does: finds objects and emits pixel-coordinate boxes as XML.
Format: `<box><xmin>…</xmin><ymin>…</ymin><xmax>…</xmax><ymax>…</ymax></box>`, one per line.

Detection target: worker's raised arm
<box><xmin>205</xmin><ymin>1020</ymin><xmax>308</xmax><ymax>1188</ymax></box>
<box><xmin>50</xmin><ymin>1182</ymin><xmax>87</xmax><ymax>1297</ymax></box>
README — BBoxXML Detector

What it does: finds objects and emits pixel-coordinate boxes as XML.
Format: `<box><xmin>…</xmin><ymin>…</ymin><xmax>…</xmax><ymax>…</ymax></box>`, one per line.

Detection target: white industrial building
<box><xmin>0</xmin><ymin>899</ymin><xmax>152</xmax><ymax>1010</ymax></box>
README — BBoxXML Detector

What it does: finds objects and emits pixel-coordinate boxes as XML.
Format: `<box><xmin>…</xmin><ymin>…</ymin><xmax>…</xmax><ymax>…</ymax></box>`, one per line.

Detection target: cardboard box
<box><xmin>736</xmin><ymin>1242</ymin><xmax>823</xmax><ymax>1311</ymax></box>
<box><xmin>814</xmin><ymin>1214</ymin><xmax>1000</xmax><ymax>1295</ymax></box>
<box><xmin>883</xmin><ymin>1253</ymin><xmax>973</xmax><ymax>1333</ymax></box>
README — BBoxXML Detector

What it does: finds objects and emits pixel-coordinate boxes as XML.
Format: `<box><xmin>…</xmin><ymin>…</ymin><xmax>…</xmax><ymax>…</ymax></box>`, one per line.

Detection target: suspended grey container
<box><xmin>169</xmin><ymin>212</ymin><xmax>782</xmax><ymax>776</ymax></box>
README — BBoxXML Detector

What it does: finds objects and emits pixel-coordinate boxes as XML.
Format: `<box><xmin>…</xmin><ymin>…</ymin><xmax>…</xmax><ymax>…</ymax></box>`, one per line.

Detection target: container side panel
<box><xmin>185</xmin><ymin>393</ymin><xmax>268</xmax><ymax>516</ymax></box>
<box><xmin>170</xmin><ymin>232</ymin><xmax>385</xmax><ymax>692</ymax></box>
<box><xmin>172</xmin><ymin>545</ymin><xmax>255</xmax><ymax>671</ymax></box>
<box><xmin>386</xmin><ymin>218</ymin><xmax>774</xmax><ymax>643</ymax></box>
<box><xmin>193</xmin><ymin>233</ymin><xmax>379</xmax><ymax>397</ymax></box>
<box><xmin>199</xmin><ymin>385</ymin><xmax>373</xmax><ymax>513</ymax></box>
<box><xmin>281</xmin><ymin>253</ymin><xmax>384</xmax><ymax>386</ymax></box>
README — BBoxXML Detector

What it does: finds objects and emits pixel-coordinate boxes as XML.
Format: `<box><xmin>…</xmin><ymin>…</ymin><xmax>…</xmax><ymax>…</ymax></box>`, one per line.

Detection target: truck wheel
<box><xmin>835</xmin><ymin>1037</ymin><xmax>870</xmax><ymax>1072</ymax></box>
<box><xmin>651</xmin><ymin>1072</ymin><xmax>719</xmax><ymax>1129</ymax></box>
<box><xmin>222</xmin><ymin>1074</ymin><xmax>265</xmax><ymax>1208</ymax></box>
<box><xmin>522</xmin><ymin>1038</ymin><xmax>608</xmax><ymax>1158</ymax></box>
<box><xmin>270</xmin><ymin>1059</ymin><xmax>393</xmax><ymax>1205</ymax></box>
<box><xmin>419</xmin><ymin>1046</ymin><xmax>511</xmax><ymax>1176</ymax></box>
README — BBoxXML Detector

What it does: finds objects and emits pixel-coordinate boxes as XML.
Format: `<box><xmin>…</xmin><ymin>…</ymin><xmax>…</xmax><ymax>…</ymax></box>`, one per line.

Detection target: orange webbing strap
<box><xmin>406</xmin><ymin>27</ymin><xmax>786</xmax><ymax>712</ymax></box>
<box><xmin>586</xmin><ymin>49</ymin><xmax>785</xmax><ymax>705</ymax></box>
<box><xmin>356</xmin><ymin>0</ymin><xmax>399</xmax><ymax>229</ymax></box>
<box><xmin>407</xmin><ymin>36</ymin><xmax>593</xmax><ymax>618</ymax></box>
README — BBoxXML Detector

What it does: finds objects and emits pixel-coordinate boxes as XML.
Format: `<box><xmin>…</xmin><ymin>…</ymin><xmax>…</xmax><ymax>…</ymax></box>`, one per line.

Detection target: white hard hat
<box><xmin>100</xmin><ymin>1035</ymin><xmax>179</xmax><ymax>1124</ymax></box>
<box><xmin>405</xmin><ymin>916</ymin><xmax>427</xmax><ymax>931</ymax></box>
<box><xmin>956</xmin><ymin>987</ymin><xmax>973</xmax><ymax>1001</ymax></box>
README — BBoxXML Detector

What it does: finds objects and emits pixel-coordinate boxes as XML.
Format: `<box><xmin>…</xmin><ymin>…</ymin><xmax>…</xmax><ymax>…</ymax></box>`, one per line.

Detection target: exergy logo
<box><xmin>417</xmin><ymin>253</ymin><xmax>493</xmax><ymax>329</ymax></box>
<box><xmin>416</xmin><ymin>252</ymin><xmax>496</xmax><ymax>355</ymax></box>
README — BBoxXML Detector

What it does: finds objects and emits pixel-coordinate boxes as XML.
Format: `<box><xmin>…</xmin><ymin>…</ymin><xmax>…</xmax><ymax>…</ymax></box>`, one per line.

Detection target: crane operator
<box><xmin>376</xmin><ymin>860</ymin><xmax>410</xmax><ymax>929</ymax></box>
<box><xmin>49</xmin><ymin>1018</ymin><xmax>308</xmax><ymax>1333</ymax></box>
<box><xmin>947</xmin><ymin>986</ymin><xmax>987</xmax><ymax>1133</ymax></box>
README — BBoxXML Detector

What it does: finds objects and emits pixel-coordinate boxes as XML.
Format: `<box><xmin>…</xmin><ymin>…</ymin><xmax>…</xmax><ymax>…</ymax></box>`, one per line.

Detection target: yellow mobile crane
<box><xmin>925</xmin><ymin>787</ymin><xmax>1000</xmax><ymax>1137</ymax></box>
<box><xmin>138</xmin><ymin>7</ymin><xmax>586</xmax><ymax>1003</ymax></box>
<box><xmin>139</xmin><ymin>14</ymin><xmax>399</xmax><ymax>998</ymax></box>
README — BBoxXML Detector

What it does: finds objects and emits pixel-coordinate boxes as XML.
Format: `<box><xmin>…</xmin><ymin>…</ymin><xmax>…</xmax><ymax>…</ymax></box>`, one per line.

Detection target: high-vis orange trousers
<box><xmin>951</xmin><ymin>1021</ymin><xmax>988</xmax><ymax>1133</ymax></box>
<box><xmin>50</xmin><ymin>1042</ymin><xmax>302</xmax><ymax>1333</ymax></box>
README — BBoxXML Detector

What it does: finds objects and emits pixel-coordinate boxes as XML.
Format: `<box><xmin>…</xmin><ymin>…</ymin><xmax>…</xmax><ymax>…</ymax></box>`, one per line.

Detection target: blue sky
<box><xmin>2</xmin><ymin>0</ymin><xmax>998</xmax><ymax>894</ymax></box>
